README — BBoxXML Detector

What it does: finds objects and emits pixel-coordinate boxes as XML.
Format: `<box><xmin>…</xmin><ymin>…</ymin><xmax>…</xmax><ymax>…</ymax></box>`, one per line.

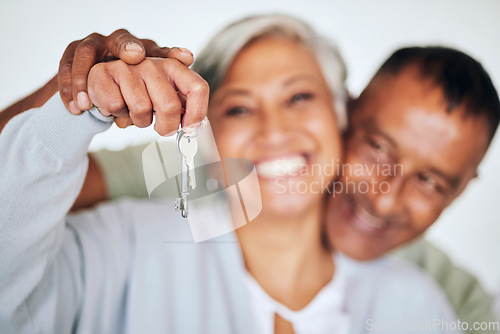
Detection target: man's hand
<box><xmin>88</xmin><ymin>58</ymin><xmax>209</xmax><ymax>136</ymax></box>
<box><xmin>0</xmin><ymin>29</ymin><xmax>194</xmax><ymax>133</ymax></box>
<box><xmin>58</xmin><ymin>29</ymin><xmax>195</xmax><ymax>115</ymax></box>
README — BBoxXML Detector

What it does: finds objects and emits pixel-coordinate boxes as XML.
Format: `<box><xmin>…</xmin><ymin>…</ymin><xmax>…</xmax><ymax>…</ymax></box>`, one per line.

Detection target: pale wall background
<box><xmin>0</xmin><ymin>0</ymin><xmax>499</xmax><ymax>293</ymax></box>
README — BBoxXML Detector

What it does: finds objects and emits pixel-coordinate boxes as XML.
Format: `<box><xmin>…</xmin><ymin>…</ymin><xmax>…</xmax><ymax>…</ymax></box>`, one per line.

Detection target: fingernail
<box><xmin>125</xmin><ymin>42</ymin><xmax>143</xmax><ymax>52</ymax></box>
<box><xmin>178</xmin><ymin>48</ymin><xmax>193</xmax><ymax>56</ymax></box>
<box><xmin>183</xmin><ymin>125</ymin><xmax>197</xmax><ymax>134</ymax></box>
<box><xmin>164</xmin><ymin>130</ymin><xmax>178</xmax><ymax>137</ymax></box>
<box><xmin>171</xmin><ymin>47</ymin><xmax>193</xmax><ymax>56</ymax></box>
<box><xmin>69</xmin><ymin>101</ymin><xmax>81</xmax><ymax>115</ymax></box>
<box><xmin>183</xmin><ymin>118</ymin><xmax>207</xmax><ymax>134</ymax></box>
<box><xmin>76</xmin><ymin>92</ymin><xmax>91</xmax><ymax>110</ymax></box>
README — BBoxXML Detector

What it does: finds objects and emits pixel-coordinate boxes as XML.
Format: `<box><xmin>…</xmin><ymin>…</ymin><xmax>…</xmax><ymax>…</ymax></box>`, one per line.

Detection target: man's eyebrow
<box><xmin>428</xmin><ymin>167</ymin><xmax>460</xmax><ymax>189</ymax></box>
<box><xmin>359</xmin><ymin>119</ymin><xmax>398</xmax><ymax>149</ymax></box>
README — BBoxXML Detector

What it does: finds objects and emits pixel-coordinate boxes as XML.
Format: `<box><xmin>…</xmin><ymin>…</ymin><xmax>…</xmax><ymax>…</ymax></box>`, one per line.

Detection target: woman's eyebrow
<box><xmin>283</xmin><ymin>74</ymin><xmax>321</xmax><ymax>86</ymax></box>
<box><xmin>215</xmin><ymin>89</ymin><xmax>250</xmax><ymax>100</ymax></box>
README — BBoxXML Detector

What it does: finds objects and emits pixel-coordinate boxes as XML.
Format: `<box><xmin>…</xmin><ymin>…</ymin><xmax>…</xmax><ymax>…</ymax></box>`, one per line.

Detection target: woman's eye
<box><xmin>289</xmin><ymin>93</ymin><xmax>313</xmax><ymax>105</ymax></box>
<box><xmin>226</xmin><ymin>107</ymin><xmax>249</xmax><ymax>117</ymax></box>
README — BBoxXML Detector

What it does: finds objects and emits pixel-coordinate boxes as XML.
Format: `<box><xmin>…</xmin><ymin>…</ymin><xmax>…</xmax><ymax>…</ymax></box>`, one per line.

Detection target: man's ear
<box><xmin>453</xmin><ymin>170</ymin><xmax>479</xmax><ymax>201</ymax></box>
<box><xmin>346</xmin><ymin>90</ymin><xmax>356</xmax><ymax>120</ymax></box>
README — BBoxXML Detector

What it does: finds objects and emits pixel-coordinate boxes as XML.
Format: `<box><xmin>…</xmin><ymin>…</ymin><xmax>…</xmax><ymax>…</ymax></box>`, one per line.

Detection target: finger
<box><xmin>165</xmin><ymin>47</ymin><xmax>194</xmax><ymax>67</ymax></box>
<box><xmin>115</xmin><ymin>115</ymin><xmax>134</xmax><ymax>128</ymax></box>
<box><xmin>141</xmin><ymin>39</ymin><xmax>194</xmax><ymax>67</ymax></box>
<box><xmin>161</xmin><ymin>59</ymin><xmax>209</xmax><ymax>130</ymax></box>
<box><xmin>141</xmin><ymin>39</ymin><xmax>166</xmax><ymax>58</ymax></box>
<box><xmin>107</xmin><ymin>29</ymin><xmax>146</xmax><ymax>65</ymax></box>
<box><xmin>140</xmin><ymin>61</ymin><xmax>182</xmax><ymax>136</ymax></box>
<box><xmin>58</xmin><ymin>40</ymin><xmax>81</xmax><ymax>114</ymax></box>
<box><xmin>87</xmin><ymin>63</ymin><xmax>129</xmax><ymax>117</ymax></box>
<box><xmin>113</xmin><ymin>62</ymin><xmax>154</xmax><ymax>128</ymax></box>
<box><xmin>72</xmin><ymin>33</ymin><xmax>106</xmax><ymax>111</ymax></box>
<box><xmin>177</xmin><ymin>91</ymin><xmax>187</xmax><ymax>111</ymax></box>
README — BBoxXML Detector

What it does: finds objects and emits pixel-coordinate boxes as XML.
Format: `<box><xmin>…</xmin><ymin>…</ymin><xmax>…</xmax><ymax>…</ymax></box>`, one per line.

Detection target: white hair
<box><xmin>192</xmin><ymin>13</ymin><xmax>348</xmax><ymax>129</ymax></box>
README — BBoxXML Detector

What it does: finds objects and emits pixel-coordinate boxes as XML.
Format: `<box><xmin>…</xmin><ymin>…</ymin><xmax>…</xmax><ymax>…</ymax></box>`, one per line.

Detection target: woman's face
<box><xmin>208</xmin><ymin>37</ymin><xmax>342</xmax><ymax>218</ymax></box>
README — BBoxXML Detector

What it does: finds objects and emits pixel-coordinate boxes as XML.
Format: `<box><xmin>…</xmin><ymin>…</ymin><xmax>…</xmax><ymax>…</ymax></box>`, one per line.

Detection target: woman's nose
<box><xmin>256</xmin><ymin>105</ymin><xmax>293</xmax><ymax>146</ymax></box>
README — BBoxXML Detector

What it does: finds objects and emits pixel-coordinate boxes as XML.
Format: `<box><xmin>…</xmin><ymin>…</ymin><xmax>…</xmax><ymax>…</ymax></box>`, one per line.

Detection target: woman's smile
<box><xmin>208</xmin><ymin>37</ymin><xmax>342</xmax><ymax>218</ymax></box>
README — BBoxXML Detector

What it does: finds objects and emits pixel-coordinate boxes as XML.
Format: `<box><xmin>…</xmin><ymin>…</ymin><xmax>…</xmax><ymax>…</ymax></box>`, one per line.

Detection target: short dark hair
<box><xmin>376</xmin><ymin>46</ymin><xmax>500</xmax><ymax>141</ymax></box>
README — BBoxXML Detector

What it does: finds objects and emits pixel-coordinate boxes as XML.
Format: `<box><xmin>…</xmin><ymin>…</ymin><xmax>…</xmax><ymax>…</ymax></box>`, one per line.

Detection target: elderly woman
<box><xmin>0</xmin><ymin>14</ymin><xmax>457</xmax><ymax>334</ymax></box>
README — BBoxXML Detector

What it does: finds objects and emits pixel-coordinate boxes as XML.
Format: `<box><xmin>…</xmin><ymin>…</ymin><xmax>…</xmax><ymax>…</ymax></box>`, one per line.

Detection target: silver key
<box><xmin>179</xmin><ymin>134</ymin><xmax>198</xmax><ymax>189</ymax></box>
<box><xmin>175</xmin><ymin>130</ymin><xmax>198</xmax><ymax>218</ymax></box>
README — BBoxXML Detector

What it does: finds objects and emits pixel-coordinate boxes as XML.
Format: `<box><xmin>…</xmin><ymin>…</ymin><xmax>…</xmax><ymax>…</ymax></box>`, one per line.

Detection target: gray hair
<box><xmin>192</xmin><ymin>14</ymin><xmax>348</xmax><ymax>129</ymax></box>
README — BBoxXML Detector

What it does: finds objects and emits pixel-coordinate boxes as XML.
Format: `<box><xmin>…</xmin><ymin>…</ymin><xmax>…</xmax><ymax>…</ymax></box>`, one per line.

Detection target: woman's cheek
<box><xmin>306</xmin><ymin>113</ymin><xmax>339</xmax><ymax>143</ymax></box>
<box><xmin>213</xmin><ymin>125</ymin><xmax>252</xmax><ymax>159</ymax></box>
<box><xmin>307</xmin><ymin>111</ymin><xmax>342</xmax><ymax>164</ymax></box>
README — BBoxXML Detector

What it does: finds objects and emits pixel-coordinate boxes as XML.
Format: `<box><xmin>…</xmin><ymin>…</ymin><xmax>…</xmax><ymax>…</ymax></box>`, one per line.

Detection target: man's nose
<box><xmin>369</xmin><ymin>175</ymin><xmax>406</xmax><ymax>218</ymax></box>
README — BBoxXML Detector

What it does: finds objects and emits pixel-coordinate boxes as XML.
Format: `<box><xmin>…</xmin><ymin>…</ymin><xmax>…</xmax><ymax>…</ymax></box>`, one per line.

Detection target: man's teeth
<box><xmin>356</xmin><ymin>205</ymin><xmax>388</xmax><ymax>230</ymax></box>
<box><xmin>256</xmin><ymin>155</ymin><xmax>307</xmax><ymax>178</ymax></box>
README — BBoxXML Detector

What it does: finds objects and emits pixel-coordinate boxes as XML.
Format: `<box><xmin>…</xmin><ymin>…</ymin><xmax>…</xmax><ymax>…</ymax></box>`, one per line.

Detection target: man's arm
<box><xmin>73</xmin><ymin>154</ymin><xmax>109</xmax><ymax>210</ymax></box>
<box><xmin>0</xmin><ymin>75</ymin><xmax>58</xmax><ymax>132</ymax></box>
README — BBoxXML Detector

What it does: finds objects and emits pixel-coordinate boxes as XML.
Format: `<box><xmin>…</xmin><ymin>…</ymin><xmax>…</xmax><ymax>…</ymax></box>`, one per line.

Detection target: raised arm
<box><xmin>0</xmin><ymin>29</ymin><xmax>195</xmax><ymax>210</ymax></box>
<box><xmin>0</xmin><ymin>56</ymin><xmax>208</xmax><ymax>333</ymax></box>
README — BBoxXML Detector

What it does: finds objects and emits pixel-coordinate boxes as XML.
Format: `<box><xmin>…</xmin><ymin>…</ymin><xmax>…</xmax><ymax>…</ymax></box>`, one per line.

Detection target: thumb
<box><xmin>119</xmin><ymin>41</ymin><xmax>146</xmax><ymax>65</ymax></box>
<box><xmin>108</xmin><ymin>29</ymin><xmax>146</xmax><ymax>65</ymax></box>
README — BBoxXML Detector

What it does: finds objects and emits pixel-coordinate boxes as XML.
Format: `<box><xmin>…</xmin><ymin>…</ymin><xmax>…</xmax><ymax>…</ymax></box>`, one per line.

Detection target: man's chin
<box><xmin>328</xmin><ymin>223</ymin><xmax>391</xmax><ymax>261</ymax></box>
<box><xmin>336</xmin><ymin>243</ymin><xmax>385</xmax><ymax>261</ymax></box>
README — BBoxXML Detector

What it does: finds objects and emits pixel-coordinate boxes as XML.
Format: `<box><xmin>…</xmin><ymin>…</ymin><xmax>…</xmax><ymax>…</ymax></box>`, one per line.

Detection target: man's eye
<box><xmin>226</xmin><ymin>107</ymin><xmax>249</xmax><ymax>117</ymax></box>
<box><xmin>367</xmin><ymin>137</ymin><xmax>387</xmax><ymax>154</ymax></box>
<box><xmin>289</xmin><ymin>93</ymin><xmax>313</xmax><ymax>105</ymax></box>
<box><xmin>417</xmin><ymin>173</ymin><xmax>441</xmax><ymax>192</ymax></box>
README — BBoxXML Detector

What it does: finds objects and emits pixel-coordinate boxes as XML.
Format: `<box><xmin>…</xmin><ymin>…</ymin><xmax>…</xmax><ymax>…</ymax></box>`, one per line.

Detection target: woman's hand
<box><xmin>88</xmin><ymin>57</ymin><xmax>209</xmax><ymax>136</ymax></box>
<box><xmin>58</xmin><ymin>29</ymin><xmax>195</xmax><ymax>115</ymax></box>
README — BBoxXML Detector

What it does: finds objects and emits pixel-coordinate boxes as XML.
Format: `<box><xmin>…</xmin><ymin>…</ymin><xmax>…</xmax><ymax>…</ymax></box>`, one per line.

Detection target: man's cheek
<box><xmin>409</xmin><ymin>202</ymin><xmax>443</xmax><ymax>232</ymax></box>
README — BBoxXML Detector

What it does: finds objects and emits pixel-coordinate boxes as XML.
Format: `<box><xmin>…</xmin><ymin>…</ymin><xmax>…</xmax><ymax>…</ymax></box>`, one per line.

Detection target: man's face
<box><xmin>326</xmin><ymin>66</ymin><xmax>491</xmax><ymax>261</ymax></box>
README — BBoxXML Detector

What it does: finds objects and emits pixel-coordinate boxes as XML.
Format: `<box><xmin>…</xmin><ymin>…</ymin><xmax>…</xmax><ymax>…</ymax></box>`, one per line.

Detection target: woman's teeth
<box><xmin>256</xmin><ymin>155</ymin><xmax>307</xmax><ymax>178</ymax></box>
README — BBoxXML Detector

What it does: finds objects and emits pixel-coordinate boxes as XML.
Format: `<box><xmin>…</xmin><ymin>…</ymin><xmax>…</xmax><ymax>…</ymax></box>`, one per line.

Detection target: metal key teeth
<box><xmin>174</xmin><ymin>197</ymin><xmax>188</xmax><ymax>218</ymax></box>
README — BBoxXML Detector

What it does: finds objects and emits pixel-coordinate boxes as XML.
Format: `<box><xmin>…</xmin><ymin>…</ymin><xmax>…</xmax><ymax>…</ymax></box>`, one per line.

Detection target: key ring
<box><xmin>183</xmin><ymin>118</ymin><xmax>206</xmax><ymax>139</ymax></box>
<box><xmin>176</xmin><ymin>119</ymin><xmax>206</xmax><ymax>155</ymax></box>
